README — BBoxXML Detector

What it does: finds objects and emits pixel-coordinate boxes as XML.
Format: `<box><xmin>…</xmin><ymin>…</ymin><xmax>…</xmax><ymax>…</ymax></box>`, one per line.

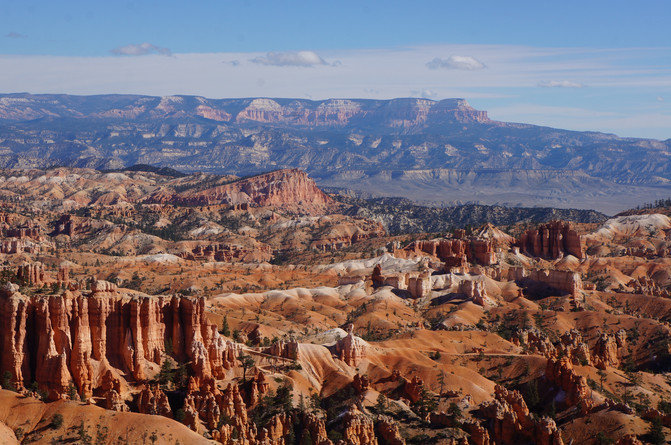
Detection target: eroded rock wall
<box><xmin>0</xmin><ymin>284</ymin><xmax>238</xmax><ymax>399</ymax></box>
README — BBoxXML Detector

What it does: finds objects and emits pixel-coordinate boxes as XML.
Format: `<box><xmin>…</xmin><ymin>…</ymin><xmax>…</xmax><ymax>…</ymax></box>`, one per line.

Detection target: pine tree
<box><xmin>220</xmin><ymin>315</ymin><xmax>230</xmax><ymax>337</ymax></box>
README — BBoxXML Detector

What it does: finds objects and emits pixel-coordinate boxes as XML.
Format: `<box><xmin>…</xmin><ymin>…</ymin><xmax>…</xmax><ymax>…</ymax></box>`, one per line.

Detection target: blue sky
<box><xmin>1</xmin><ymin>0</ymin><xmax>670</xmax><ymax>138</ymax></box>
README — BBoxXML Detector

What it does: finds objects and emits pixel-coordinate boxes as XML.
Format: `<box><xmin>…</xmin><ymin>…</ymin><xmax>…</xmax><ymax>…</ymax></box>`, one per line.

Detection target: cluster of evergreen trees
<box><xmin>636</xmin><ymin>198</ymin><xmax>671</xmax><ymax>210</ymax></box>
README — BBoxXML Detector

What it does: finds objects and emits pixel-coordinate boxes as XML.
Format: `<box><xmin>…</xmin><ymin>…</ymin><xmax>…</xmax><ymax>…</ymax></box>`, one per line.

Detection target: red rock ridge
<box><xmin>163</xmin><ymin>169</ymin><xmax>334</xmax><ymax>214</ymax></box>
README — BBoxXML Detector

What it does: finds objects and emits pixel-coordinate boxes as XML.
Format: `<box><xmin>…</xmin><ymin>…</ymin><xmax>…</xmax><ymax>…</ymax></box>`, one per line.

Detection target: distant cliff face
<box><xmin>0</xmin><ymin>94</ymin><xmax>489</xmax><ymax>128</ymax></box>
<box><xmin>0</xmin><ymin>93</ymin><xmax>670</xmax><ymax>212</ymax></box>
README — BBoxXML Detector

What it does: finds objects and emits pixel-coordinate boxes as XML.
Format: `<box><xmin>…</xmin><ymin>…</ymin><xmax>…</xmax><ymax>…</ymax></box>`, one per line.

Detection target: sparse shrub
<box><xmin>1</xmin><ymin>371</ymin><xmax>16</xmax><ymax>392</ymax></box>
<box><xmin>647</xmin><ymin>417</ymin><xmax>665</xmax><ymax>445</ymax></box>
<box><xmin>50</xmin><ymin>413</ymin><xmax>64</xmax><ymax>429</ymax></box>
<box><xmin>375</xmin><ymin>393</ymin><xmax>388</xmax><ymax>413</ymax></box>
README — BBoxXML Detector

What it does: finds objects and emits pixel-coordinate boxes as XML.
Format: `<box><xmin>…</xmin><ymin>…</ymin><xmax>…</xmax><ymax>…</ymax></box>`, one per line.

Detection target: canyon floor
<box><xmin>0</xmin><ymin>167</ymin><xmax>670</xmax><ymax>445</ymax></box>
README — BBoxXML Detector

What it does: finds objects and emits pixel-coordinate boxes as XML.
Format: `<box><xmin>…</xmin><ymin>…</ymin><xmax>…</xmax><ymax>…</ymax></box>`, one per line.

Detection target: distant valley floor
<box><xmin>315</xmin><ymin>168</ymin><xmax>671</xmax><ymax>214</ymax></box>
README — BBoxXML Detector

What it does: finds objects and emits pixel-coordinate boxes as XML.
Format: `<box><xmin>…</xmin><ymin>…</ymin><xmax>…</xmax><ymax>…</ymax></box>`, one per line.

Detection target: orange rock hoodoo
<box><xmin>398</xmin><ymin>237</ymin><xmax>497</xmax><ymax>267</ymax></box>
<box><xmin>181</xmin><ymin>242</ymin><xmax>272</xmax><ymax>263</ymax></box>
<box><xmin>544</xmin><ymin>357</ymin><xmax>593</xmax><ymax>414</ymax></box>
<box><xmin>16</xmin><ymin>261</ymin><xmax>46</xmax><ymax>286</ymax></box>
<box><xmin>335</xmin><ymin>325</ymin><xmax>366</xmax><ymax>366</ymax></box>
<box><xmin>479</xmin><ymin>385</ymin><xmax>564</xmax><ymax>445</ymax></box>
<box><xmin>592</xmin><ymin>330</ymin><xmax>627</xmax><ymax>369</ymax></box>
<box><xmin>264</xmin><ymin>337</ymin><xmax>299</xmax><ymax>360</ymax></box>
<box><xmin>0</xmin><ymin>282</ymin><xmax>238</xmax><ymax>399</ymax></box>
<box><xmin>517</xmin><ymin>221</ymin><xmax>583</xmax><ymax>260</ymax></box>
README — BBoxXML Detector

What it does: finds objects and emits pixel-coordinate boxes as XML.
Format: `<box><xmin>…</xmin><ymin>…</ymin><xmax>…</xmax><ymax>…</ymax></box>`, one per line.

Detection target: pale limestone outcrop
<box><xmin>458</xmin><ymin>279</ymin><xmax>488</xmax><ymax>306</ymax></box>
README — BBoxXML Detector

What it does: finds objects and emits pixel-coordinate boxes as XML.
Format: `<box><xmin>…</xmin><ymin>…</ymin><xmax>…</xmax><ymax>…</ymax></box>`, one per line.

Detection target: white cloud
<box><xmin>250</xmin><ymin>50</ymin><xmax>330</xmax><ymax>67</ymax></box>
<box><xmin>411</xmin><ymin>88</ymin><xmax>438</xmax><ymax>99</ymax></box>
<box><xmin>426</xmin><ymin>55</ymin><xmax>485</xmax><ymax>70</ymax></box>
<box><xmin>110</xmin><ymin>42</ymin><xmax>171</xmax><ymax>56</ymax></box>
<box><xmin>538</xmin><ymin>80</ymin><xmax>584</xmax><ymax>88</ymax></box>
<box><xmin>658</xmin><ymin>96</ymin><xmax>664</xmax><ymax>102</ymax></box>
<box><xmin>5</xmin><ymin>32</ymin><xmax>27</xmax><ymax>39</ymax></box>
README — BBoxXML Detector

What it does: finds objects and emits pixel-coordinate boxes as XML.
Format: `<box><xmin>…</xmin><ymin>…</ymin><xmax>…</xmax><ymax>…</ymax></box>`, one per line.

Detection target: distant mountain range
<box><xmin>0</xmin><ymin>93</ymin><xmax>669</xmax><ymax>213</ymax></box>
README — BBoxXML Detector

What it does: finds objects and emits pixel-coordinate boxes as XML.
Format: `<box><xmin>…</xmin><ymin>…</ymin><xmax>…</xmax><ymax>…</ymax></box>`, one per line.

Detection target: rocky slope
<box><xmin>0</xmin><ymin>93</ymin><xmax>670</xmax><ymax>212</ymax></box>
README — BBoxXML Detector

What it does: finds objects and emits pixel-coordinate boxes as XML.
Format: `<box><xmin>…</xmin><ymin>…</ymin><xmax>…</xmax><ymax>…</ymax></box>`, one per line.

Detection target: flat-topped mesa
<box><xmin>518</xmin><ymin>220</ymin><xmax>583</xmax><ymax>260</ymax></box>
<box><xmin>0</xmin><ymin>287</ymin><xmax>239</xmax><ymax>400</ymax></box>
<box><xmin>0</xmin><ymin>94</ymin><xmax>491</xmax><ymax>129</ymax></box>
<box><xmin>163</xmin><ymin>169</ymin><xmax>334</xmax><ymax>214</ymax></box>
<box><xmin>425</xmin><ymin>98</ymin><xmax>490</xmax><ymax>125</ymax></box>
